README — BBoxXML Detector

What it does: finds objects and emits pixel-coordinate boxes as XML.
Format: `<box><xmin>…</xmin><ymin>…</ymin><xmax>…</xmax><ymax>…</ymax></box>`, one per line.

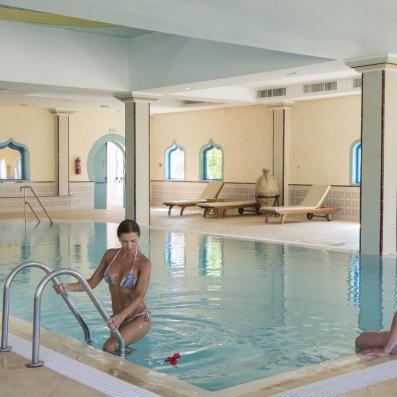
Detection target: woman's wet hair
<box><xmin>117</xmin><ymin>219</ymin><xmax>140</xmax><ymax>237</ymax></box>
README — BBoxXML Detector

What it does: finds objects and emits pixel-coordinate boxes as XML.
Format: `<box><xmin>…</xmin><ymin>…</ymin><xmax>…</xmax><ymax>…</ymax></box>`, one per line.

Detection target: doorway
<box><xmin>88</xmin><ymin>134</ymin><xmax>125</xmax><ymax>210</ymax></box>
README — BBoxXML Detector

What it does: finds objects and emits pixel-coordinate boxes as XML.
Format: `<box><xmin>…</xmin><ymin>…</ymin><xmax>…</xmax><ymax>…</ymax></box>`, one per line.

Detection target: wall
<box><xmin>69</xmin><ymin>111</ymin><xmax>124</xmax><ymax>181</ymax></box>
<box><xmin>0</xmin><ymin>105</ymin><xmax>55</xmax><ymax>181</ymax></box>
<box><xmin>290</xmin><ymin>95</ymin><xmax>361</xmax><ymax>185</ymax></box>
<box><xmin>151</xmin><ymin>105</ymin><xmax>273</xmax><ymax>182</ymax></box>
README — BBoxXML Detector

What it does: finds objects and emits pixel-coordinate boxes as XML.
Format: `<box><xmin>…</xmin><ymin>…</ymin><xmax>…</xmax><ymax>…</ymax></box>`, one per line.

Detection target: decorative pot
<box><xmin>255</xmin><ymin>168</ymin><xmax>279</xmax><ymax>207</ymax></box>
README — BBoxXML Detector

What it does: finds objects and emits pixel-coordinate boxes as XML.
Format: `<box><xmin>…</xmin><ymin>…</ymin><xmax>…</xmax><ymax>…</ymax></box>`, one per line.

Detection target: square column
<box><xmin>116</xmin><ymin>95</ymin><xmax>151</xmax><ymax>226</ymax></box>
<box><xmin>347</xmin><ymin>55</ymin><xmax>397</xmax><ymax>255</ymax></box>
<box><xmin>51</xmin><ymin>110</ymin><xmax>71</xmax><ymax>196</ymax></box>
<box><xmin>269</xmin><ymin>103</ymin><xmax>292</xmax><ymax>205</ymax></box>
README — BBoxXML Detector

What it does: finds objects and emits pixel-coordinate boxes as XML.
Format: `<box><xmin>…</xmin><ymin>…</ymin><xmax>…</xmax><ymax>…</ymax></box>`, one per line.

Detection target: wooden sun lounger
<box><xmin>263</xmin><ymin>206</ymin><xmax>340</xmax><ymax>224</ymax></box>
<box><xmin>163</xmin><ymin>199</ymin><xmax>206</xmax><ymax>216</ymax></box>
<box><xmin>261</xmin><ymin>185</ymin><xmax>340</xmax><ymax>224</ymax></box>
<box><xmin>163</xmin><ymin>181</ymin><xmax>224</xmax><ymax>216</ymax></box>
<box><xmin>197</xmin><ymin>201</ymin><xmax>259</xmax><ymax>218</ymax></box>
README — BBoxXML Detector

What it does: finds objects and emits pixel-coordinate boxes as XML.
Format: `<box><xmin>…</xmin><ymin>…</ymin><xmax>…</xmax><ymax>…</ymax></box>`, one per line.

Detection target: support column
<box><xmin>51</xmin><ymin>110</ymin><xmax>71</xmax><ymax>196</ymax></box>
<box><xmin>269</xmin><ymin>103</ymin><xmax>292</xmax><ymax>205</ymax></box>
<box><xmin>115</xmin><ymin>94</ymin><xmax>153</xmax><ymax>227</ymax></box>
<box><xmin>346</xmin><ymin>55</ymin><xmax>397</xmax><ymax>255</ymax></box>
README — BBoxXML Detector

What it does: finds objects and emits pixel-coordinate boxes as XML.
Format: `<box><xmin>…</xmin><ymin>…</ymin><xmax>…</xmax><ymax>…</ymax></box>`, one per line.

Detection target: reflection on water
<box><xmin>198</xmin><ymin>235</ymin><xmax>224</xmax><ymax>277</ymax></box>
<box><xmin>1</xmin><ymin>220</ymin><xmax>397</xmax><ymax>391</ymax></box>
<box><xmin>164</xmin><ymin>232</ymin><xmax>186</xmax><ymax>277</ymax></box>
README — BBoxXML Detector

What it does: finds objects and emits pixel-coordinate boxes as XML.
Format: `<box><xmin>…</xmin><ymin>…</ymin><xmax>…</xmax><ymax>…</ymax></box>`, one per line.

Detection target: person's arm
<box><xmin>53</xmin><ymin>250</ymin><xmax>111</xmax><ymax>293</ymax></box>
<box><xmin>362</xmin><ymin>312</ymin><xmax>397</xmax><ymax>356</ymax></box>
<box><xmin>108</xmin><ymin>259</ymin><xmax>151</xmax><ymax>331</ymax></box>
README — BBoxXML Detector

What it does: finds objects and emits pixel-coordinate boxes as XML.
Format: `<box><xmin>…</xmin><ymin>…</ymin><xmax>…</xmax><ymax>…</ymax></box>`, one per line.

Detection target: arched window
<box><xmin>351</xmin><ymin>140</ymin><xmax>361</xmax><ymax>185</ymax></box>
<box><xmin>164</xmin><ymin>142</ymin><xmax>185</xmax><ymax>180</ymax></box>
<box><xmin>0</xmin><ymin>139</ymin><xmax>29</xmax><ymax>180</ymax></box>
<box><xmin>200</xmin><ymin>140</ymin><xmax>223</xmax><ymax>180</ymax></box>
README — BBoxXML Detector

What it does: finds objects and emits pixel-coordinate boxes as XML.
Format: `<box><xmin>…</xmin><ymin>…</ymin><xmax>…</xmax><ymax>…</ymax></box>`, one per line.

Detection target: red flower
<box><xmin>165</xmin><ymin>353</ymin><xmax>181</xmax><ymax>366</ymax></box>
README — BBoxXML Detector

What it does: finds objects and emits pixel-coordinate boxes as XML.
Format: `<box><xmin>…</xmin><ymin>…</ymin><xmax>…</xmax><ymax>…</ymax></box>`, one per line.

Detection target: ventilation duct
<box><xmin>303</xmin><ymin>81</ymin><xmax>337</xmax><ymax>94</ymax></box>
<box><xmin>257</xmin><ymin>87</ymin><xmax>286</xmax><ymax>98</ymax></box>
<box><xmin>353</xmin><ymin>78</ymin><xmax>362</xmax><ymax>88</ymax></box>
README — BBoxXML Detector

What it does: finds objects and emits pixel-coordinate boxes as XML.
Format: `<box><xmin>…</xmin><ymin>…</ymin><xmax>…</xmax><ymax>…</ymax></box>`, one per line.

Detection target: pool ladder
<box><xmin>0</xmin><ymin>262</ymin><xmax>126</xmax><ymax>367</ymax></box>
<box><xmin>21</xmin><ymin>186</ymin><xmax>53</xmax><ymax>226</ymax></box>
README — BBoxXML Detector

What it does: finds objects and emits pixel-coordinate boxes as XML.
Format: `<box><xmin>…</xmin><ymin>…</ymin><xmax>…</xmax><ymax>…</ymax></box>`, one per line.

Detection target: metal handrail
<box><xmin>1</xmin><ymin>262</ymin><xmax>91</xmax><ymax>352</ymax></box>
<box><xmin>21</xmin><ymin>186</ymin><xmax>53</xmax><ymax>226</ymax></box>
<box><xmin>28</xmin><ymin>269</ymin><xmax>126</xmax><ymax>367</ymax></box>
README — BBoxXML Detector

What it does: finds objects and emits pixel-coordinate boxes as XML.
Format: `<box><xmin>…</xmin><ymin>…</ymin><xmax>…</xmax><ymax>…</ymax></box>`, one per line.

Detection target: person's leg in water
<box><xmin>356</xmin><ymin>312</ymin><xmax>397</xmax><ymax>356</ymax></box>
<box><xmin>103</xmin><ymin>312</ymin><xmax>151</xmax><ymax>353</ymax></box>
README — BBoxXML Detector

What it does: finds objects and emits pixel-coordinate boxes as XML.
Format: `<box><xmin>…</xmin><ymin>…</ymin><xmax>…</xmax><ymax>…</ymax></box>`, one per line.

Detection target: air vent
<box><xmin>303</xmin><ymin>81</ymin><xmax>337</xmax><ymax>94</ymax></box>
<box><xmin>257</xmin><ymin>87</ymin><xmax>286</xmax><ymax>98</ymax></box>
<box><xmin>353</xmin><ymin>78</ymin><xmax>362</xmax><ymax>88</ymax></box>
<box><xmin>182</xmin><ymin>100</ymin><xmax>208</xmax><ymax>105</ymax></box>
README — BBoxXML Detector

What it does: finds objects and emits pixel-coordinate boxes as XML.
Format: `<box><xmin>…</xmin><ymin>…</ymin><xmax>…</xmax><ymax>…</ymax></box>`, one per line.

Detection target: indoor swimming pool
<box><xmin>0</xmin><ymin>220</ymin><xmax>396</xmax><ymax>391</ymax></box>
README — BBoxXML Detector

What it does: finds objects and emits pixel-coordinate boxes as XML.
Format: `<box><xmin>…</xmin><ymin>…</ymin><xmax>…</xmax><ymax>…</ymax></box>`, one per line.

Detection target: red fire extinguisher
<box><xmin>75</xmin><ymin>157</ymin><xmax>82</xmax><ymax>175</ymax></box>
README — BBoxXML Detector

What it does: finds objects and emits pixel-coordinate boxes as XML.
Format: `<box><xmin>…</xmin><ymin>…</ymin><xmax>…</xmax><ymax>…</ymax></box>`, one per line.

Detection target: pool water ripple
<box><xmin>0</xmin><ymin>220</ymin><xmax>396</xmax><ymax>391</ymax></box>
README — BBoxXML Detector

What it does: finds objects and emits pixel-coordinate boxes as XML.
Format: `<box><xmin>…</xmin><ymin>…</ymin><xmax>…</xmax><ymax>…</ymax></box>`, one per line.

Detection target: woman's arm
<box><xmin>54</xmin><ymin>250</ymin><xmax>112</xmax><ymax>293</ymax></box>
<box><xmin>108</xmin><ymin>259</ymin><xmax>151</xmax><ymax>331</ymax></box>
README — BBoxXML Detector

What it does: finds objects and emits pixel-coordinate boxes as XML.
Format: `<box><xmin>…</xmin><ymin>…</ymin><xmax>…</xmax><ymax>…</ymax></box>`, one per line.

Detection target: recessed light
<box><xmin>100</xmin><ymin>104</ymin><xmax>110</xmax><ymax>108</ymax></box>
<box><xmin>286</xmin><ymin>72</ymin><xmax>297</xmax><ymax>76</ymax></box>
<box><xmin>185</xmin><ymin>87</ymin><xmax>191</xmax><ymax>90</ymax></box>
<box><xmin>19</xmin><ymin>103</ymin><xmax>27</xmax><ymax>106</ymax></box>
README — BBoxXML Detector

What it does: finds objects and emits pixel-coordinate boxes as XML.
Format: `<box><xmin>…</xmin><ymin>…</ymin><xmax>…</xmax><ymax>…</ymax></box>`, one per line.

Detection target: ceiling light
<box><xmin>100</xmin><ymin>104</ymin><xmax>110</xmax><ymax>108</ymax></box>
<box><xmin>19</xmin><ymin>103</ymin><xmax>27</xmax><ymax>106</ymax></box>
<box><xmin>185</xmin><ymin>87</ymin><xmax>191</xmax><ymax>90</ymax></box>
<box><xmin>286</xmin><ymin>72</ymin><xmax>297</xmax><ymax>76</ymax></box>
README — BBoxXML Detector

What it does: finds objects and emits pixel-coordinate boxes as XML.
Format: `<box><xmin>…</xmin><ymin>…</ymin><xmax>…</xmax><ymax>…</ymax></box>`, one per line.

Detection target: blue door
<box><xmin>94</xmin><ymin>143</ymin><xmax>107</xmax><ymax>209</ymax></box>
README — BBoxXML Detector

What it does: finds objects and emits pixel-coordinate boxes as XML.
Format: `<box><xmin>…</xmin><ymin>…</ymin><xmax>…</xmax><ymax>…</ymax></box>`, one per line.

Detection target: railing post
<box><xmin>23</xmin><ymin>187</ymin><xmax>27</xmax><ymax>226</ymax></box>
<box><xmin>1</xmin><ymin>262</ymin><xmax>91</xmax><ymax>353</ymax></box>
<box><xmin>28</xmin><ymin>269</ymin><xmax>125</xmax><ymax>367</ymax></box>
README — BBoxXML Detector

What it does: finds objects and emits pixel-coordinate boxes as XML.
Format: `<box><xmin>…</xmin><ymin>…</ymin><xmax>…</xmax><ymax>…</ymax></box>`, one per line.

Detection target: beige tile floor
<box><xmin>0</xmin><ymin>351</ymin><xmax>104</xmax><ymax>397</ymax></box>
<box><xmin>1</xmin><ymin>206</ymin><xmax>360</xmax><ymax>251</ymax></box>
<box><xmin>2</xmin><ymin>208</ymin><xmax>396</xmax><ymax>396</ymax></box>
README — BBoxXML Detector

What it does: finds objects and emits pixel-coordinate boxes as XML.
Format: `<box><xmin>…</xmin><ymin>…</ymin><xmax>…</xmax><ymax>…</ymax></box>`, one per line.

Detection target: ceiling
<box><xmin>1</xmin><ymin>0</ymin><xmax>395</xmax><ymax>60</ymax></box>
<box><xmin>0</xmin><ymin>5</ymin><xmax>154</xmax><ymax>38</ymax></box>
<box><xmin>0</xmin><ymin>1</ymin><xmax>380</xmax><ymax>113</ymax></box>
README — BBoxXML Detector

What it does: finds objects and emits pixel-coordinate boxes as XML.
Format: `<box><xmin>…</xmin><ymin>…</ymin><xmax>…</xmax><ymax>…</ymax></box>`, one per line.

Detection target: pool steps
<box><xmin>1</xmin><ymin>261</ymin><xmax>126</xmax><ymax>367</ymax></box>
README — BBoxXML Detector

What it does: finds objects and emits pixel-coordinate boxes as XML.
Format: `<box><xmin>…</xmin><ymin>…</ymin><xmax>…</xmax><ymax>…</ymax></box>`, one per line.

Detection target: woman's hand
<box><xmin>53</xmin><ymin>283</ymin><xmax>68</xmax><ymax>295</ymax></box>
<box><xmin>360</xmin><ymin>347</ymin><xmax>389</xmax><ymax>357</ymax></box>
<box><xmin>107</xmin><ymin>312</ymin><xmax>127</xmax><ymax>332</ymax></box>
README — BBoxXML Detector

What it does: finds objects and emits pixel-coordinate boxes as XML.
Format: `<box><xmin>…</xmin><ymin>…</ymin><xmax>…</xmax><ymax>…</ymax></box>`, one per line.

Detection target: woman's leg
<box><xmin>103</xmin><ymin>313</ymin><xmax>151</xmax><ymax>353</ymax></box>
<box><xmin>355</xmin><ymin>331</ymin><xmax>391</xmax><ymax>352</ymax></box>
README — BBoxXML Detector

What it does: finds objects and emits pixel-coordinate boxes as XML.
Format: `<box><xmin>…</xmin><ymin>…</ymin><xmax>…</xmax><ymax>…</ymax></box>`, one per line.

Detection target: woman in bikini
<box><xmin>54</xmin><ymin>219</ymin><xmax>151</xmax><ymax>353</ymax></box>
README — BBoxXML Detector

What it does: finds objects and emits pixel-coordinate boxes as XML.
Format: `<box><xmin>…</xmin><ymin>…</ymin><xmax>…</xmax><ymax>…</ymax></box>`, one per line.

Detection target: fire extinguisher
<box><xmin>75</xmin><ymin>157</ymin><xmax>82</xmax><ymax>175</ymax></box>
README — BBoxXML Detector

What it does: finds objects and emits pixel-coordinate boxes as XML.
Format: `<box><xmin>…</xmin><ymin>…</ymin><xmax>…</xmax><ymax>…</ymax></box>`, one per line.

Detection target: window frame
<box><xmin>164</xmin><ymin>142</ymin><xmax>185</xmax><ymax>180</ymax></box>
<box><xmin>0</xmin><ymin>138</ymin><xmax>29</xmax><ymax>181</ymax></box>
<box><xmin>350</xmin><ymin>139</ymin><xmax>361</xmax><ymax>185</ymax></box>
<box><xmin>199</xmin><ymin>140</ymin><xmax>224</xmax><ymax>181</ymax></box>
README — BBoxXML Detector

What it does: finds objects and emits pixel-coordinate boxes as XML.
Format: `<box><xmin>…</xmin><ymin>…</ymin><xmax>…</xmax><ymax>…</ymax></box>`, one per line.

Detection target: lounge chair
<box><xmin>163</xmin><ymin>181</ymin><xmax>224</xmax><ymax>216</ymax></box>
<box><xmin>197</xmin><ymin>200</ymin><xmax>259</xmax><ymax>217</ymax></box>
<box><xmin>261</xmin><ymin>185</ymin><xmax>339</xmax><ymax>224</ymax></box>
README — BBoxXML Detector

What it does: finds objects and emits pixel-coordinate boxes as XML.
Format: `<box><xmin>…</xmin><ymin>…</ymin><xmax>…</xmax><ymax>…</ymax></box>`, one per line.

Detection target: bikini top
<box><xmin>104</xmin><ymin>248</ymin><xmax>138</xmax><ymax>289</ymax></box>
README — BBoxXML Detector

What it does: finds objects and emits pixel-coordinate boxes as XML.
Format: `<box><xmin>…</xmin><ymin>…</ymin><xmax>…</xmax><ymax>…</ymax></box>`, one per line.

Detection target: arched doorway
<box><xmin>87</xmin><ymin>134</ymin><xmax>125</xmax><ymax>209</ymax></box>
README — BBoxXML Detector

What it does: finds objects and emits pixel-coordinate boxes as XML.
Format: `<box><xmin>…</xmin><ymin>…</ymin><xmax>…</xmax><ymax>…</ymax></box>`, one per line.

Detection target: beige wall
<box><xmin>0</xmin><ymin>106</ymin><xmax>55</xmax><ymax>181</ymax></box>
<box><xmin>290</xmin><ymin>95</ymin><xmax>361</xmax><ymax>185</ymax></box>
<box><xmin>0</xmin><ymin>95</ymin><xmax>361</xmax><ymax>187</ymax></box>
<box><xmin>69</xmin><ymin>111</ymin><xmax>124</xmax><ymax>181</ymax></box>
<box><xmin>151</xmin><ymin>105</ymin><xmax>273</xmax><ymax>183</ymax></box>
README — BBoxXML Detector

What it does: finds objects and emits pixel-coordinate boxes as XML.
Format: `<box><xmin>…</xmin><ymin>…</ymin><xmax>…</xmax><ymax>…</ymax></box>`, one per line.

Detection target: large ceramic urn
<box><xmin>255</xmin><ymin>168</ymin><xmax>279</xmax><ymax>207</ymax></box>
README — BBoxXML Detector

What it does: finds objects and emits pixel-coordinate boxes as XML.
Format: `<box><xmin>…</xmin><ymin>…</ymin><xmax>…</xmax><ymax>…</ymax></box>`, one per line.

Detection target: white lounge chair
<box><xmin>163</xmin><ymin>181</ymin><xmax>224</xmax><ymax>216</ymax></box>
<box><xmin>261</xmin><ymin>185</ymin><xmax>339</xmax><ymax>224</ymax></box>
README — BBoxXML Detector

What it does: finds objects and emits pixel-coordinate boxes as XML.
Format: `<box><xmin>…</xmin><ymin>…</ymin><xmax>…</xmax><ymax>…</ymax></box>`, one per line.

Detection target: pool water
<box><xmin>0</xmin><ymin>220</ymin><xmax>396</xmax><ymax>391</ymax></box>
